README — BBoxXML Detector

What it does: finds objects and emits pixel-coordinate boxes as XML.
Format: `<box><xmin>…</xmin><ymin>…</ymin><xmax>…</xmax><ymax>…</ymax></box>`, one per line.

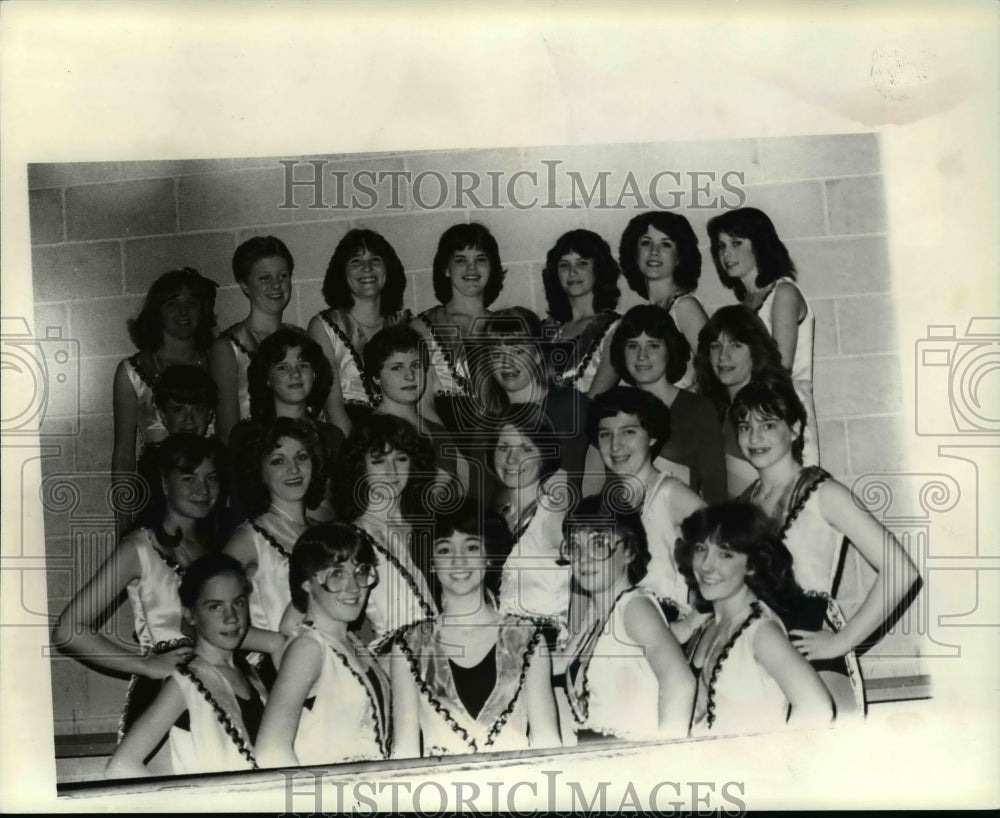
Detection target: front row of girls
<box><xmin>66</xmin><ymin>375</ymin><xmax>917</xmax><ymax>776</ymax></box>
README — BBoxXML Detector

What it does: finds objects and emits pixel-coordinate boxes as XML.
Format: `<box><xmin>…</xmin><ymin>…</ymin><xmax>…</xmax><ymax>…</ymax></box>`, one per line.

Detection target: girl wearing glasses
<box><xmin>675</xmin><ymin>502</ymin><xmax>834</xmax><ymax>736</ymax></box>
<box><xmin>559</xmin><ymin>491</ymin><xmax>694</xmax><ymax>742</ymax></box>
<box><xmin>256</xmin><ymin>523</ymin><xmax>390</xmax><ymax>767</ymax></box>
<box><xmin>391</xmin><ymin>503</ymin><xmax>561</xmax><ymax>757</ymax></box>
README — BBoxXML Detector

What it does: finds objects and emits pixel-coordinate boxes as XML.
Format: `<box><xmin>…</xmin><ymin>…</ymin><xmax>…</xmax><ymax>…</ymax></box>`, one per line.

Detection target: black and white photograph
<box><xmin>2</xmin><ymin>1</ymin><xmax>998</xmax><ymax>812</ymax></box>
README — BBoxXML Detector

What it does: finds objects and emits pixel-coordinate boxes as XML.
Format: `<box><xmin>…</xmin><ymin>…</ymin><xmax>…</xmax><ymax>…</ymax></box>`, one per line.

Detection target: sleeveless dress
<box><xmin>564</xmin><ymin>586</ymin><xmax>670</xmax><ymax>741</ymax></box>
<box><xmin>668</xmin><ymin>293</ymin><xmax>705</xmax><ymax>391</ymax></box>
<box><xmin>219</xmin><ymin>324</ymin><xmax>255</xmax><ymax>421</ymax></box>
<box><xmin>545</xmin><ymin>311</ymin><xmax>620</xmax><ymax>394</ymax></box>
<box><xmin>234</xmin><ymin>507</ymin><xmax>310</xmax><ymax>634</ymax></box>
<box><xmin>497</xmin><ymin>479</ymin><xmax>572</xmax><ymax>629</ymax></box>
<box><xmin>353</xmin><ymin>520</ymin><xmax>437</xmax><ymax>651</ymax></box>
<box><xmin>687</xmin><ymin>601</ymin><xmax>792</xmax><ymax>737</ymax></box>
<box><xmin>314</xmin><ymin>308</ymin><xmax>412</xmax><ymax>418</ymax></box>
<box><xmin>119</xmin><ymin>528</ymin><xmax>194</xmax><ymax>739</ymax></box>
<box><xmin>638</xmin><ymin>472</ymin><xmax>694</xmax><ymax>614</ymax></box>
<box><xmin>394</xmin><ymin>618</ymin><xmax>545</xmax><ymax>755</ymax></box>
<box><xmin>289</xmin><ymin>622</ymin><xmax>391</xmax><ymax>765</ymax></box>
<box><xmin>168</xmin><ymin>655</ymin><xmax>267</xmax><ymax>774</ymax></box>
<box><xmin>123</xmin><ymin>353</ymin><xmax>168</xmax><ymax>452</ymax></box>
<box><xmin>754</xmin><ymin>278</ymin><xmax>820</xmax><ymax>466</ymax></box>
<box><xmin>738</xmin><ymin>467</ymin><xmax>867</xmax><ymax>710</ymax></box>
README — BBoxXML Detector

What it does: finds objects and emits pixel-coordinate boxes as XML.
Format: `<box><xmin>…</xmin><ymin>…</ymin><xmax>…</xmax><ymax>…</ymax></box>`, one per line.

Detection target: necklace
<box><xmin>350</xmin><ymin>311</ymin><xmax>384</xmax><ymax>331</ymax></box>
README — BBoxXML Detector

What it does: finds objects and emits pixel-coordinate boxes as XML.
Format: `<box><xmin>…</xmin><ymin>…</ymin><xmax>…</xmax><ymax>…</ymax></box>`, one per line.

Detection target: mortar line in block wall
<box><xmin>60</xmin><ymin>187</ymin><xmax>68</xmax><ymax>243</ymax></box>
<box><xmin>173</xmin><ymin>178</ymin><xmax>181</xmax><ymax>233</ymax></box>
<box><xmin>820</xmin><ymin>178</ymin><xmax>832</xmax><ymax>236</ymax></box>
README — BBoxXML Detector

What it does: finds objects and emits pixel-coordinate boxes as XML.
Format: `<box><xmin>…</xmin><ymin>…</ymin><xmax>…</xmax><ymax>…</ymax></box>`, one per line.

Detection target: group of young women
<box><xmin>54</xmin><ymin>207</ymin><xmax>920</xmax><ymax>777</ymax></box>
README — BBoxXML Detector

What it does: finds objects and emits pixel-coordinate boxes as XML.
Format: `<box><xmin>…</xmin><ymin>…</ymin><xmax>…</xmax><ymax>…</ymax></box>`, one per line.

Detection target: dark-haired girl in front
<box><xmin>307</xmin><ymin>228</ymin><xmax>412</xmax><ymax>438</ymax></box>
<box><xmin>732</xmin><ymin>375</ymin><xmax>920</xmax><ymax>715</ymax></box>
<box><xmin>256</xmin><ymin>524</ymin><xmax>389</xmax><ymax>767</ymax></box>
<box><xmin>53</xmin><ymin>434</ymin><xmax>229</xmax><ymax>768</ymax></box>
<box><xmin>560</xmin><ymin>492</ymin><xmax>694</xmax><ymax>742</ymax></box>
<box><xmin>619</xmin><ymin>211</ymin><xmax>708</xmax><ymax>390</ymax></box>
<box><xmin>390</xmin><ymin>505</ymin><xmax>561</xmax><ymax>757</ymax></box>
<box><xmin>541</xmin><ymin>229</ymin><xmax>622</xmax><ymax>397</ymax></box>
<box><xmin>610</xmin><ymin>305</ymin><xmax>727</xmax><ymax>503</ymax></box>
<box><xmin>410</xmin><ymin>222</ymin><xmax>506</xmax><ymax>434</ymax></box>
<box><xmin>106</xmin><ymin>555</ymin><xmax>266</xmax><ymax>777</ymax></box>
<box><xmin>210</xmin><ymin>236</ymin><xmax>298</xmax><ymax>445</ymax></box>
<box><xmin>676</xmin><ymin>503</ymin><xmax>834</xmax><ymax>736</ymax></box>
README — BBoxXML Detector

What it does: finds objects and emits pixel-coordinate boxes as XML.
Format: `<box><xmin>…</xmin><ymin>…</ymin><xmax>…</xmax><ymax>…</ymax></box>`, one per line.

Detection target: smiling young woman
<box><xmin>307</xmin><ymin>228</ymin><xmax>412</xmax><ymax>437</ymax></box>
<box><xmin>210</xmin><ymin>237</ymin><xmax>298</xmax><ymax>445</ymax></box>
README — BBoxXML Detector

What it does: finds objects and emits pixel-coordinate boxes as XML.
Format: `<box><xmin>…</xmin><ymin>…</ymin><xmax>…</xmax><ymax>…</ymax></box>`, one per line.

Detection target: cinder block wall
<box><xmin>30</xmin><ymin>134</ymin><xmax>908</xmax><ymax>737</ymax></box>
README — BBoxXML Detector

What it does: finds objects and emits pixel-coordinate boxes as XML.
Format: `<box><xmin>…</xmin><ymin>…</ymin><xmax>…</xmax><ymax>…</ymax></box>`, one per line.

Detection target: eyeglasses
<box><xmin>558</xmin><ymin>531</ymin><xmax>625</xmax><ymax>563</ymax></box>
<box><xmin>317</xmin><ymin>564</ymin><xmax>379</xmax><ymax>592</ymax></box>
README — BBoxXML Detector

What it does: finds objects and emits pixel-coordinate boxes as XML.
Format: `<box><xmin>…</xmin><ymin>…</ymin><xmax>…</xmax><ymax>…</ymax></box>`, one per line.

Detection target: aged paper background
<box><xmin>2</xmin><ymin>0</ymin><xmax>998</xmax><ymax>811</ymax></box>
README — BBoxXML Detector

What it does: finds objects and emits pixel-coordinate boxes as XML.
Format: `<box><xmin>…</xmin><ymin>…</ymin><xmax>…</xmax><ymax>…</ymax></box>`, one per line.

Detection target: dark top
<box><xmin>656</xmin><ymin>388</ymin><xmax>728</xmax><ymax>504</ymax></box>
<box><xmin>172</xmin><ymin>685</ymin><xmax>265</xmax><ymax>742</ymax></box>
<box><xmin>449</xmin><ymin>644</ymin><xmax>498</xmax><ymax>720</ymax></box>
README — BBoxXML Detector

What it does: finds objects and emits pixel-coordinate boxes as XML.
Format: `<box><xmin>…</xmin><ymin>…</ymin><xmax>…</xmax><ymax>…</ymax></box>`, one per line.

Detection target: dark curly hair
<box><xmin>321</xmin><ymin>228</ymin><xmax>406</xmax><ymax>315</ymax></box>
<box><xmin>694</xmin><ymin>305</ymin><xmax>784</xmax><ymax>420</ymax></box>
<box><xmin>609</xmin><ymin>304</ymin><xmax>690</xmax><ymax>386</ymax></box>
<box><xmin>706</xmin><ymin>207</ymin><xmax>796</xmax><ymax>301</ymax></box>
<box><xmin>585</xmin><ymin>385</ymin><xmax>670</xmax><ymax>452</ymax></box>
<box><xmin>288</xmin><ymin>522</ymin><xmax>377</xmax><ymax>613</ymax></box>
<box><xmin>234</xmin><ymin>417</ymin><xmax>326</xmax><ymax>518</ymax></box>
<box><xmin>178</xmin><ymin>553</ymin><xmax>250</xmax><ymax>610</ymax></box>
<box><xmin>542</xmin><ymin>229</ymin><xmax>621</xmax><ymax>322</ymax></box>
<box><xmin>136</xmin><ymin>432</ymin><xmax>229</xmax><ymax>547</ymax></box>
<box><xmin>127</xmin><ymin>268</ymin><xmax>219</xmax><ymax>352</ymax></box>
<box><xmin>731</xmin><ymin>372</ymin><xmax>808</xmax><ymax>465</ymax></box>
<box><xmin>676</xmin><ymin>501</ymin><xmax>803</xmax><ymax>613</ymax></box>
<box><xmin>232</xmin><ymin>236</ymin><xmax>295</xmax><ymax>284</ymax></box>
<box><xmin>562</xmin><ymin>488</ymin><xmax>651</xmax><ymax>586</ymax></box>
<box><xmin>423</xmin><ymin>500</ymin><xmax>513</xmax><ymax>607</ymax></box>
<box><xmin>332</xmin><ymin>413</ymin><xmax>435</xmax><ymax>522</ymax></box>
<box><xmin>247</xmin><ymin>327</ymin><xmax>333</xmax><ymax>422</ymax></box>
<box><xmin>431</xmin><ymin>222</ymin><xmax>506</xmax><ymax>307</ymax></box>
<box><xmin>619</xmin><ymin>211</ymin><xmax>702</xmax><ymax>298</ymax></box>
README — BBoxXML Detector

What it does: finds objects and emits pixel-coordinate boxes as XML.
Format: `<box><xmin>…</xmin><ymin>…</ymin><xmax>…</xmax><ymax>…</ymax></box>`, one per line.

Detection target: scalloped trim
<box><xmin>175</xmin><ymin>654</ymin><xmax>259</xmax><ymax>769</ymax></box>
<box><xmin>704</xmin><ymin>601</ymin><xmax>763</xmax><ymax>731</ymax></box>
<box><xmin>354</xmin><ymin>526</ymin><xmax>436</xmax><ymax>622</ymax></box>
<box><xmin>249</xmin><ymin>518</ymin><xmax>291</xmax><ymax>561</ymax></box>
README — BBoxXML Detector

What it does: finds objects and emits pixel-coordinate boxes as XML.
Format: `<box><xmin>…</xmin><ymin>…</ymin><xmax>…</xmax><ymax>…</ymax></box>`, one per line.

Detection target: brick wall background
<box><xmin>29</xmin><ymin>133</ymin><xmax>912</xmax><ymax>737</ymax></box>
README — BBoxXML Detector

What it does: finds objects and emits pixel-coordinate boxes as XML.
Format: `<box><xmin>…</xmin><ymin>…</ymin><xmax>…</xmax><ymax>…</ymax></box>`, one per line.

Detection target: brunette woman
<box><xmin>619</xmin><ymin>211</ymin><xmax>707</xmax><ymax>389</ymax></box>
<box><xmin>541</xmin><ymin>229</ymin><xmax>622</xmax><ymax>396</ymax></box>
<box><xmin>708</xmin><ymin>207</ymin><xmax>820</xmax><ymax>465</ymax></box>
<box><xmin>307</xmin><ymin>228</ymin><xmax>411</xmax><ymax>437</ymax></box>
<box><xmin>391</xmin><ymin>503</ymin><xmax>561</xmax><ymax>757</ymax></box>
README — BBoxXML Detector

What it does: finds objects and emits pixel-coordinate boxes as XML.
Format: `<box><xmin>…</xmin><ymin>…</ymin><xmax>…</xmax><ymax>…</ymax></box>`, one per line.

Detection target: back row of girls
<box><xmin>58</xmin><ymin>208</ymin><xmax>918</xmax><ymax>775</ymax></box>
